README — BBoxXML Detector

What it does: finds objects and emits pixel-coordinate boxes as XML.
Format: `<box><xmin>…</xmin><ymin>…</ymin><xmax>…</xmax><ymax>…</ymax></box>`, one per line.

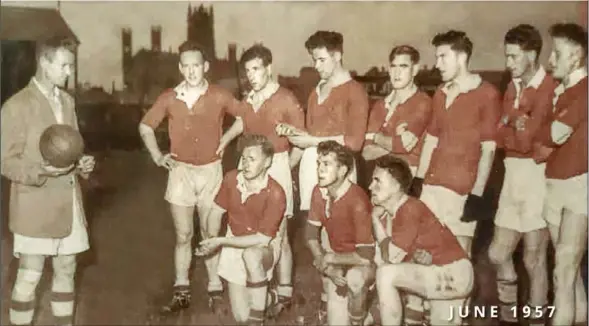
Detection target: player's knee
<box><xmin>53</xmin><ymin>256</ymin><xmax>76</xmax><ymax>276</ymax></box>
<box><xmin>346</xmin><ymin>268</ymin><xmax>369</xmax><ymax>295</ymax></box>
<box><xmin>522</xmin><ymin>249</ymin><xmax>544</xmax><ymax>273</ymax></box>
<box><xmin>487</xmin><ymin>244</ymin><xmax>511</xmax><ymax>266</ymax></box>
<box><xmin>553</xmin><ymin>245</ymin><xmax>581</xmax><ymax>286</ymax></box>
<box><xmin>13</xmin><ymin>268</ymin><xmax>43</xmax><ymax>298</ymax></box>
<box><xmin>242</xmin><ymin>247</ymin><xmax>265</xmax><ymax>272</ymax></box>
<box><xmin>176</xmin><ymin>229</ymin><xmax>193</xmax><ymax>245</ymax></box>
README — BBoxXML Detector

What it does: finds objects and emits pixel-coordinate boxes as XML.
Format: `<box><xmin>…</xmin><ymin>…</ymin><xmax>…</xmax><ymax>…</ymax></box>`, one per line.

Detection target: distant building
<box><xmin>119</xmin><ymin>4</ymin><xmax>239</xmax><ymax>105</ymax></box>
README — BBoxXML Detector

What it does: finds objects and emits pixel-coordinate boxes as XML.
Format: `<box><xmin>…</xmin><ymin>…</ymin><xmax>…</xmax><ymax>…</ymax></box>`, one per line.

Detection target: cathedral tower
<box><xmin>121</xmin><ymin>27</ymin><xmax>132</xmax><ymax>88</ymax></box>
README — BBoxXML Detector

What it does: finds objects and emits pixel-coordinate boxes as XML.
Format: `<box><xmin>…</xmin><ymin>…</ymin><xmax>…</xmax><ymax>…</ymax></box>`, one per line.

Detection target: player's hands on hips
<box><xmin>156</xmin><ymin>153</ymin><xmax>178</xmax><ymax>170</ymax></box>
<box><xmin>215</xmin><ymin>139</ymin><xmax>229</xmax><ymax>157</ymax></box>
<box><xmin>40</xmin><ymin>162</ymin><xmax>75</xmax><ymax>177</ymax></box>
<box><xmin>77</xmin><ymin>155</ymin><xmax>95</xmax><ymax>174</ymax></box>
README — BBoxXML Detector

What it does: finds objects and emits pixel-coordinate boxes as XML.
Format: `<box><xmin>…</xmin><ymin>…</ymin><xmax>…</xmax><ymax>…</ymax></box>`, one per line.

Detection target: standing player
<box><xmin>305</xmin><ymin>141</ymin><xmax>376</xmax><ymax>326</ymax></box>
<box><xmin>369</xmin><ymin>155</ymin><xmax>473</xmax><ymax>326</ymax></box>
<box><xmin>198</xmin><ymin>134</ymin><xmax>287</xmax><ymax>326</ymax></box>
<box><xmin>416</xmin><ymin>30</ymin><xmax>501</xmax><ymax>255</ymax></box>
<box><xmin>283</xmin><ymin>30</ymin><xmax>370</xmax><ymax>212</ymax></box>
<box><xmin>2</xmin><ymin>36</ymin><xmax>95</xmax><ymax>326</ymax></box>
<box><xmin>139</xmin><ymin>41</ymin><xmax>242</xmax><ymax>314</ymax></box>
<box><xmin>362</xmin><ymin>44</ymin><xmax>432</xmax><ymax>325</ymax></box>
<box><xmin>490</xmin><ymin>24</ymin><xmax>556</xmax><ymax>324</ymax></box>
<box><xmin>538</xmin><ymin>23</ymin><xmax>588</xmax><ymax>326</ymax></box>
<box><xmin>214</xmin><ymin>44</ymin><xmax>306</xmax><ymax>316</ymax></box>
<box><xmin>362</xmin><ymin>45</ymin><xmax>432</xmax><ymax>189</ymax></box>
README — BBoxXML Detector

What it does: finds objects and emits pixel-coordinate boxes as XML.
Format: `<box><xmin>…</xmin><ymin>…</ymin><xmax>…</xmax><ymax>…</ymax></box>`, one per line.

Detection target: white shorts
<box><xmin>240</xmin><ymin>152</ymin><xmax>294</xmax><ymax>218</ymax></box>
<box><xmin>420</xmin><ymin>185</ymin><xmax>474</xmax><ymax>237</ymax></box>
<box><xmin>544</xmin><ymin>173</ymin><xmax>588</xmax><ymax>226</ymax></box>
<box><xmin>299</xmin><ymin>146</ymin><xmax>357</xmax><ymax>211</ymax></box>
<box><xmin>495</xmin><ymin>158</ymin><xmax>547</xmax><ymax>233</ymax></box>
<box><xmin>13</xmin><ymin>187</ymin><xmax>89</xmax><ymax>257</ymax></box>
<box><xmin>424</xmin><ymin>259</ymin><xmax>474</xmax><ymax>324</ymax></box>
<box><xmin>165</xmin><ymin>160</ymin><xmax>223</xmax><ymax>209</ymax></box>
<box><xmin>217</xmin><ymin>224</ymin><xmax>283</xmax><ymax>286</ymax></box>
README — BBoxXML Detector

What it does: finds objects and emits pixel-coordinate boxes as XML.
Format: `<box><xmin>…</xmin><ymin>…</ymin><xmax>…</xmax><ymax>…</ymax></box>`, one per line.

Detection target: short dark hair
<box><xmin>389</xmin><ymin>45</ymin><xmax>420</xmax><ymax>64</ymax></box>
<box><xmin>549</xmin><ymin>23</ymin><xmax>588</xmax><ymax>59</ymax></box>
<box><xmin>178</xmin><ymin>41</ymin><xmax>209</xmax><ymax>62</ymax></box>
<box><xmin>237</xmin><ymin>134</ymin><xmax>274</xmax><ymax>158</ymax></box>
<box><xmin>317</xmin><ymin>141</ymin><xmax>354</xmax><ymax>177</ymax></box>
<box><xmin>305</xmin><ymin>31</ymin><xmax>344</xmax><ymax>53</ymax></box>
<box><xmin>240</xmin><ymin>44</ymin><xmax>272</xmax><ymax>67</ymax></box>
<box><xmin>504</xmin><ymin>24</ymin><xmax>543</xmax><ymax>59</ymax></box>
<box><xmin>374</xmin><ymin>155</ymin><xmax>413</xmax><ymax>194</ymax></box>
<box><xmin>37</xmin><ymin>36</ymin><xmax>76</xmax><ymax>62</ymax></box>
<box><xmin>432</xmin><ymin>30</ymin><xmax>473</xmax><ymax>61</ymax></box>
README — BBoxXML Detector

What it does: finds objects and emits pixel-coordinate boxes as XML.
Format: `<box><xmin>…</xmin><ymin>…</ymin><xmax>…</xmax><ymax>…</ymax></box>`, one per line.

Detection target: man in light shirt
<box><xmin>2</xmin><ymin>36</ymin><xmax>95</xmax><ymax>326</ymax></box>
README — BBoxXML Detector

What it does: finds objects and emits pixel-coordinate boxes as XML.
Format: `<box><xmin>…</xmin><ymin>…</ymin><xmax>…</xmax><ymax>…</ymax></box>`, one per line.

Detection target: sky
<box><xmin>3</xmin><ymin>1</ymin><xmax>584</xmax><ymax>90</ymax></box>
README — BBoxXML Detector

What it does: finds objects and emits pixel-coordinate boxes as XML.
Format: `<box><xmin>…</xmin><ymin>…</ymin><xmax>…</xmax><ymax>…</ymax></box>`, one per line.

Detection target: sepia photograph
<box><xmin>0</xmin><ymin>1</ymin><xmax>588</xmax><ymax>325</ymax></box>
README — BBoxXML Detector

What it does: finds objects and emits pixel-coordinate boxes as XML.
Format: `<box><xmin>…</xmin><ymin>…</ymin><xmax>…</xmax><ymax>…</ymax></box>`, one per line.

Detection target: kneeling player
<box><xmin>198</xmin><ymin>134</ymin><xmax>287</xmax><ymax>325</ymax></box>
<box><xmin>369</xmin><ymin>155</ymin><xmax>473</xmax><ymax>326</ymax></box>
<box><xmin>305</xmin><ymin>141</ymin><xmax>376</xmax><ymax>326</ymax></box>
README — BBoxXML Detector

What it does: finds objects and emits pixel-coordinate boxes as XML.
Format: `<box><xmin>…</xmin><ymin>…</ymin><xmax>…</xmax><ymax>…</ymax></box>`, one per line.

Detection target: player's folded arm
<box><xmin>393</xmin><ymin>99</ymin><xmax>432</xmax><ymax>154</ymax></box>
<box><xmin>548</xmin><ymin>95</ymin><xmax>585</xmax><ymax>146</ymax></box>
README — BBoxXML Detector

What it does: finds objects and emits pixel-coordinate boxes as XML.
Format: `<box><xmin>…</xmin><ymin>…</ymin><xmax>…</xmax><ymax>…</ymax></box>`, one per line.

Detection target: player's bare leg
<box><xmin>227</xmin><ymin>282</ymin><xmax>250</xmax><ymax>323</ymax></box>
<box><xmin>346</xmin><ymin>265</ymin><xmax>376</xmax><ymax>325</ymax></box>
<box><xmin>488</xmin><ymin>226</ymin><xmax>521</xmax><ymax>323</ymax></box>
<box><xmin>161</xmin><ymin>204</ymin><xmax>195</xmax><ymax>314</ymax></box>
<box><xmin>10</xmin><ymin>254</ymin><xmax>45</xmax><ymax>325</ymax></box>
<box><xmin>522</xmin><ymin>228</ymin><xmax>549</xmax><ymax>325</ymax></box>
<box><xmin>376</xmin><ymin>264</ymin><xmax>429</xmax><ymax>326</ymax></box>
<box><xmin>324</xmin><ymin>268</ymin><xmax>349</xmax><ymax>326</ymax></box>
<box><xmin>243</xmin><ymin>246</ymin><xmax>275</xmax><ymax>325</ymax></box>
<box><xmin>51</xmin><ymin>254</ymin><xmax>77</xmax><ymax>325</ymax></box>
<box><xmin>197</xmin><ymin>202</ymin><xmax>224</xmax><ymax>311</ymax></box>
<box><xmin>548</xmin><ymin>210</ymin><xmax>588</xmax><ymax>326</ymax></box>
<box><xmin>267</xmin><ymin>220</ymin><xmax>293</xmax><ymax>318</ymax></box>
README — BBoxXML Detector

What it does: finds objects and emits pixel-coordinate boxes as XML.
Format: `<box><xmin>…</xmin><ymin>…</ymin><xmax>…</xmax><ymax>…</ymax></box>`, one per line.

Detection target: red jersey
<box><xmin>425</xmin><ymin>78</ymin><xmax>502</xmax><ymax>195</ymax></box>
<box><xmin>498</xmin><ymin>67</ymin><xmax>557</xmax><ymax>162</ymax></box>
<box><xmin>365</xmin><ymin>90</ymin><xmax>432</xmax><ymax>167</ymax></box>
<box><xmin>308</xmin><ymin>182</ymin><xmax>374</xmax><ymax>253</ymax></box>
<box><xmin>214</xmin><ymin>170</ymin><xmax>286</xmax><ymax>238</ymax></box>
<box><xmin>141</xmin><ymin>84</ymin><xmax>242</xmax><ymax>166</ymax></box>
<box><xmin>539</xmin><ymin>75</ymin><xmax>588</xmax><ymax>179</ymax></box>
<box><xmin>380</xmin><ymin>196</ymin><xmax>467</xmax><ymax>265</ymax></box>
<box><xmin>241</xmin><ymin>86</ymin><xmax>305</xmax><ymax>153</ymax></box>
<box><xmin>306</xmin><ymin>79</ymin><xmax>369</xmax><ymax>152</ymax></box>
